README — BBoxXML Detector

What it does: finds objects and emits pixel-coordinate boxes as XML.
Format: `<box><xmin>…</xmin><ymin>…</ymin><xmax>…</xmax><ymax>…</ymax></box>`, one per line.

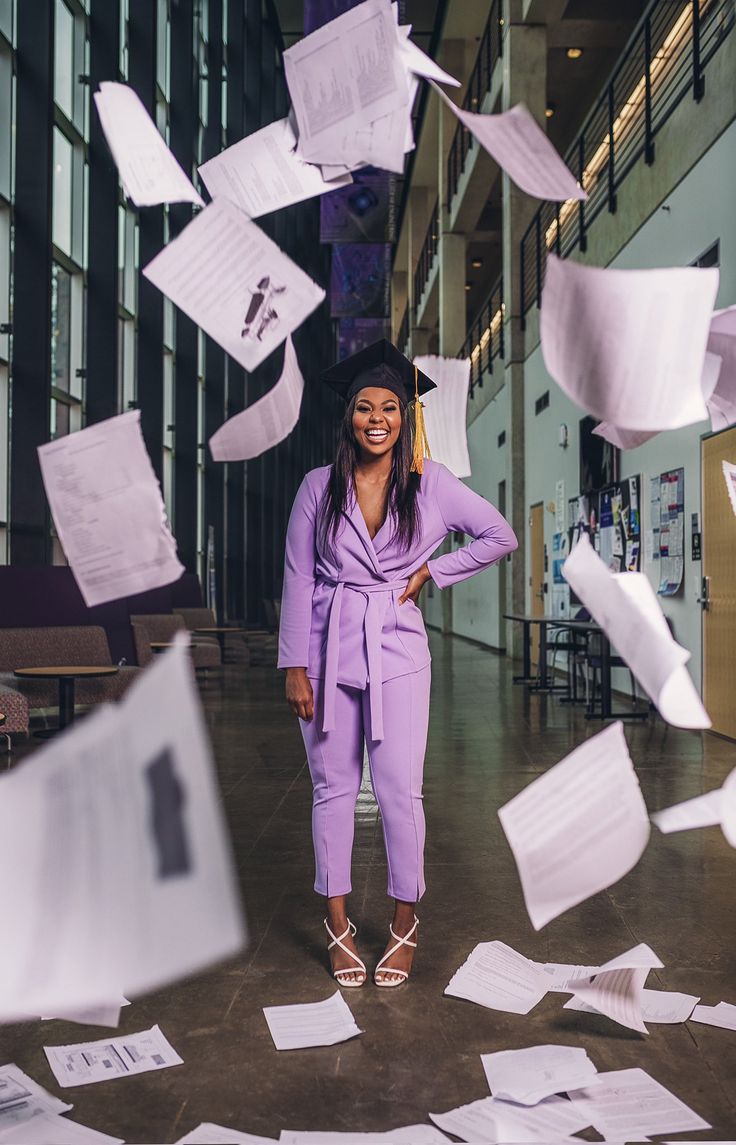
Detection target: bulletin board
<box><xmin>658</xmin><ymin>467</ymin><xmax>685</xmax><ymax>596</ymax></box>
<box><xmin>597</xmin><ymin>475</ymin><xmax>641</xmax><ymax>573</ymax></box>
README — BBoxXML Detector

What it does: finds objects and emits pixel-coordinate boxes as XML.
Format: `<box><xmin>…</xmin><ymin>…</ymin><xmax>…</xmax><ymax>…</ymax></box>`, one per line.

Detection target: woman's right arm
<box><xmin>278</xmin><ymin>474</ymin><xmax>318</xmax><ymax>721</ymax></box>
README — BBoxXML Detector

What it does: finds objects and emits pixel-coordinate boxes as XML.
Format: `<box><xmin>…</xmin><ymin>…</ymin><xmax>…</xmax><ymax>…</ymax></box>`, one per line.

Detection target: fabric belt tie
<box><xmin>322</xmin><ymin>579</ymin><xmax>407</xmax><ymax>741</ymax></box>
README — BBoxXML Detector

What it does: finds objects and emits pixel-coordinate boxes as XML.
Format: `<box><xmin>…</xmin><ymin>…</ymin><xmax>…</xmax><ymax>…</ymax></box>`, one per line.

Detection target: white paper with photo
<box><xmin>0</xmin><ymin>1063</ymin><xmax>72</xmax><ymax>1135</ymax></box>
<box><xmin>284</xmin><ymin>0</ymin><xmax>408</xmax><ymax>166</ymax></box>
<box><xmin>0</xmin><ymin>1111</ymin><xmax>125</xmax><ymax>1145</ymax></box>
<box><xmin>430</xmin><ymin>1094</ymin><xmax>590</xmax><ymax>1143</ymax></box>
<box><xmin>176</xmin><ymin>1127</ymin><xmax>276</xmax><ymax>1144</ymax></box>
<box><xmin>431</xmin><ymin>85</ymin><xmax>585</xmax><ymax>203</ymax></box>
<box><xmin>44</xmin><ymin>1024</ymin><xmax>182</xmax><ymax>1088</ymax></box>
<box><xmin>651</xmin><ymin>788</ymin><xmax>724</xmax><ymax>834</ymax></box>
<box><xmin>563</xmin><ymin>534</ymin><xmax>710</xmax><ymax>728</ymax></box>
<box><xmin>498</xmin><ymin>722</ymin><xmax>650</xmax><ymax>931</ymax></box>
<box><xmin>541</xmin><ymin>255</ymin><xmax>719</xmax><ymax>431</ymax></box>
<box><xmin>480</xmin><ymin>1044</ymin><xmax>599</xmax><ymax>1106</ymax></box>
<box><xmin>568</xmin><ymin>1067</ymin><xmax>710</xmax><ymax>1138</ymax></box>
<box><xmin>445</xmin><ymin>941</ymin><xmax>549</xmax><ymax>1015</ymax></box>
<box><xmin>0</xmin><ymin>639</ymin><xmax>245</xmax><ymax>1020</ymax></box>
<box><xmin>690</xmin><ymin>1000</ymin><xmax>736</xmax><ymax>1030</ymax></box>
<box><xmin>198</xmin><ymin>118</ymin><xmax>351</xmax><ymax>219</ymax></box>
<box><xmin>564</xmin><ymin>943</ymin><xmax>663</xmax><ymax>1034</ymax></box>
<box><xmin>263</xmin><ymin>991</ymin><xmax>362</xmax><ymax>1050</ymax></box>
<box><xmin>210</xmin><ymin>336</ymin><xmax>304</xmax><ymax>462</ymax></box>
<box><xmin>414</xmin><ymin>356</ymin><xmax>471</xmax><ymax>478</ymax></box>
<box><xmin>94</xmin><ymin>82</ymin><xmax>203</xmax><ymax>208</ymax></box>
<box><xmin>143</xmin><ymin>198</ymin><xmax>325</xmax><ymax>373</ymax></box>
<box><xmin>38</xmin><ymin>410</ymin><xmax>183</xmax><ymax>608</ymax></box>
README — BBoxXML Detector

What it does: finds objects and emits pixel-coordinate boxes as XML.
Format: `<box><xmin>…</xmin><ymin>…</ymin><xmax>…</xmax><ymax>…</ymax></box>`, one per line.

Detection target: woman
<box><xmin>278</xmin><ymin>340</ymin><xmax>517</xmax><ymax>988</ymax></box>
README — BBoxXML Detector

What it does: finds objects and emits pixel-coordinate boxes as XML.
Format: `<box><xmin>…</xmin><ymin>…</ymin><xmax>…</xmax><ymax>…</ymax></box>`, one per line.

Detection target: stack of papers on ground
<box><xmin>209</xmin><ymin>336</ymin><xmax>304</xmax><ymax>462</ymax></box>
<box><xmin>429</xmin><ymin>1094</ymin><xmax>592</xmax><ymax>1142</ymax></box>
<box><xmin>445</xmin><ymin>941</ymin><xmax>549</xmax><ymax>1014</ymax></box>
<box><xmin>0</xmin><ymin>1064</ymin><xmax>71</xmax><ymax>1135</ymax></box>
<box><xmin>563</xmin><ymin>534</ymin><xmax>711</xmax><ymax>728</ymax></box>
<box><xmin>562</xmin><ymin>943</ymin><xmax>663</xmax><ymax>1034</ymax></box>
<box><xmin>143</xmin><ymin>198</ymin><xmax>325</xmax><ymax>373</ymax></box>
<box><xmin>198</xmin><ymin>117</ymin><xmax>352</xmax><ymax>219</ymax></box>
<box><xmin>279</xmin><ymin>1129</ymin><xmax>450</xmax><ymax>1143</ymax></box>
<box><xmin>566</xmin><ymin>987</ymin><xmax>699</xmax><ymax>1024</ymax></box>
<box><xmin>44</xmin><ymin>1024</ymin><xmax>183</xmax><ymax>1088</ymax></box>
<box><xmin>541</xmin><ymin>254</ymin><xmax>719</xmax><ymax>431</ymax></box>
<box><xmin>0</xmin><ymin>1110</ymin><xmax>124</xmax><ymax>1144</ymax></box>
<box><xmin>690</xmin><ymin>1000</ymin><xmax>736</xmax><ymax>1030</ymax></box>
<box><xmin>413</xmin><ymin>355</ymin><xmax>471</xmax><ymax>479</ymax></box>
<box><xmin>38</xmin><ymin>410</ymin><xmax>183</xmax><ymax>607</ymax></box>
<box><xmin>568</xmin><ymin>1067</ymin><xmax>710</xmax><ymax>1138</ymax></box>
<box><xmin>263</xmin><ymin>991</ymin><xmax>362</xmax><ymax>1050</ymax></box>
<box><xmin>481</xmin><ymin>1045</ymin><xmax>599</xmax><ymax>1106</ymax></box>
<box><xmin>498</xmin><ymin>721</ymin><xmax>650</xmax><ymax>930</ymax></box>
<box><xmin>94</xmin><ymin>82</ymin><xmax>203</xmax><ymax>208</ymax></box>
<box><xmin>0</xmin><ymin>640</ymin><xmax>245</xmax><ymax>1021</ymax></box>
<box><xmin>176</xmin><ymin>1126</ymin><xmax>277</xmax><ymax>1144</ymax></box>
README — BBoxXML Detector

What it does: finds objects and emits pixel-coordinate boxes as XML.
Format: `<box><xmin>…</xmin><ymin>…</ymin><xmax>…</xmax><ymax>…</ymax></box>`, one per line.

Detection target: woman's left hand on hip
<box><xmin>398</xmin><ymin>563</ymin><xmax>432</xmax><ymax>605</ymax></box>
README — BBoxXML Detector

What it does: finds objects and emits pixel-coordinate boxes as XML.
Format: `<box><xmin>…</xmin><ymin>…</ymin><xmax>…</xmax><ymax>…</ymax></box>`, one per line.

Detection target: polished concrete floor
<box><xmin>4</xmin><ymin>631</ymin><xmax>736</xmax><ymax>1142</ymax></box>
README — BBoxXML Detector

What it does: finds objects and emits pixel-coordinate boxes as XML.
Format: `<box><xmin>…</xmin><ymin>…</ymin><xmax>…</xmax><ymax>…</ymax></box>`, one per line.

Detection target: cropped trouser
<box><xmin>299</xmin><ymin>666</ymin><xmax>431</xmax><ymax>902</ymax></box>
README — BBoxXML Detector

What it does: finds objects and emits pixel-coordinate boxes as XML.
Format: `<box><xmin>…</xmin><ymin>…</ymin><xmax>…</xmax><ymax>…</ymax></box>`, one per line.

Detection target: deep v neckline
<box><xmin>354</xmin><ymin>478</ymin><xmax>391</xmax><ymax>545</ymax></box>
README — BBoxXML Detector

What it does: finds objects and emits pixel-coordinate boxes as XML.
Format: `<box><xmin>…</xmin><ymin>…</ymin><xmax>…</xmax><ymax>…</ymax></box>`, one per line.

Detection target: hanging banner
<box><xmin>320</xmin><ymin>170</ymin><xmax>397</xmax><ymax>243</ymax></box>
<box><xmin>330</xmin><ymin>242</ymin><xmax>391</xmax><ymax>318</ymax></box>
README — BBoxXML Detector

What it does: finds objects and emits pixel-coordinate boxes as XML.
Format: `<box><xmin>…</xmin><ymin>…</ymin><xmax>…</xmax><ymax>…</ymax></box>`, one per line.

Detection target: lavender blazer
<box><xmin>278</xmin><ymin>460</ymin><xmax>518</xmax><ymax>739</ymax></box>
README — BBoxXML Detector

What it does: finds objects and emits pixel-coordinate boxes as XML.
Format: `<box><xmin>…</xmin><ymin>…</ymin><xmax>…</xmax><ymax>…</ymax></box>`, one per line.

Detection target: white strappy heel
<box><xmin>374</xmin><ymin>915</ymin><xmax>418</xmax><ymax>988</ymax></box>
<box><xmin>324</xmin><ymin>918</ymin><xmax>367</xmax><ymax>988</ymax></box>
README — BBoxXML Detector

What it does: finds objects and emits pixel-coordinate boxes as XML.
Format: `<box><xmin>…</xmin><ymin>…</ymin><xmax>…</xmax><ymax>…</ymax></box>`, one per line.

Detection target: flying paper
<box><xmin>562</xmin><ymin>534</ymin><xmax>710</xmax><ymax>728</ymax></box>
<box><xmin>209</xmin><ymin>336</ymin><xmax>304</xmax><ymax>462</ymax></box>
<box><xmin>690</xmin><ymin>1000</ymin><xmax>736</xmax><ymax>1030</ymax></box>
<box><xmin>566</xmin><ymin>987</ymin><xmax>699</xmax><ymax>1024</ymax></box>
<box><xmin>707</xmin><ymin>304</ymin><xmax>736</xmax><ymax>430</ymax></box>
<box><xmin>541</xmin><ymin>255</ymin><xmax>719</xmax><ymax>431</ymax></box>
<box><xmin>480</xmin><ymin>1044</ymin><xmax>599</xmax><ymax>1106</ymax></box>
<box><xmin>94</xmin><ymin>82</ymin><xmax>203</xmax><ymax>208</ymax></box>
<box><xmin>445</xmin><ymin>941</ymin><xmax>549</xmax><ymax>1014</ymax></box>
<box><xmin>198</xmin><ymin>117</ymin><xmax>352</xmax><ymax>218</ymax></box>
<box><xmin>651</xmin><ymin>788</ymin><xmax>724</xmax><ymax>834</ymax></box>
<box><xmin>564</xmin><ymin>943</ymin><xmax>663</xmax><ymax>1034</ymax></box>
<box><xmin>143</xmin><ymin>198</ymin><xmax>326</xmax><ymax>373</ymax></box>
<box><xmin>38</xmin><ymin>410</ymin><xmax>183</xmax><ymax>607</ymax></box>
<box><xmin>413</xmin><ymin>355</ymin><xmax>471</xmax><ymax>478</ymax></box>
<box><xmin>0</xmin><ymin>639</ymin><xmax>245</xmax><ymax>1021</ymax></box>
<box><xmin>723</xmin><ymin>460</ymin><xmax>736</xmax><ymax>517</ymax></box>
<box><xmin>400</xmin><ymin>36</ymin><xmax>460</xmax><ymax>87</ymax></box>
<box><xmin>498</xmin><ymin>722</ymin><xmax>650</xmax><ymax>930</ymax></box>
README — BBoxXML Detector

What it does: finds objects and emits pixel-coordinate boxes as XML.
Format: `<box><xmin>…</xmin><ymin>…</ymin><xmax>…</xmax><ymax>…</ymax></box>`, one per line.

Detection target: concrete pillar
<box><xmin>438</xmin><ymin>233</ymin><xmax>467</xmax><ymax>357</ymax></box>
<box><xmin>501</xmin><ymin>15</ymin><xmax>546</xmax><ymax>658</ymax></box>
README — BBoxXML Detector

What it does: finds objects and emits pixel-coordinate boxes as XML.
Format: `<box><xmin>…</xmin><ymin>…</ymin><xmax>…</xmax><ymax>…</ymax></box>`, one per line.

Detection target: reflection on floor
<box><xmin>4</xmin><ymin>630</ymin><xmax>736</xmax><ymax>1141</ymax></box>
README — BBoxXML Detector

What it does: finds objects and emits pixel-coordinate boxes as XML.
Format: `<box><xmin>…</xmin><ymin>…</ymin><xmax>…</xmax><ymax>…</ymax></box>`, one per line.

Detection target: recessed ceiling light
<box><xmin>465</xmin><ymin>282</ymin><xmax>472</xmax><ymax>291</ymax></box>
<box><xmin>545</xmin><ymin>103</ymin><xmax>556</xmax><ymax>118</ymax></box>
<box><xmin>471</xmin><ymin>257</ymin><xmax>483</xmax><ymax>269</ymax></box>
<box><xmin>566</xmin><ymin>46</ymin><xmax>583</xmax><ymax>59</ymax></box>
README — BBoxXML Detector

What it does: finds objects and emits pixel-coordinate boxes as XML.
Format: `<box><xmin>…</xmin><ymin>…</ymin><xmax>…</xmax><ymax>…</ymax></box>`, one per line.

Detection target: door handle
<box><xmin>697</xmin><ymin>576</ymin><xmax>710</xmax><ymax>610</ymax></box>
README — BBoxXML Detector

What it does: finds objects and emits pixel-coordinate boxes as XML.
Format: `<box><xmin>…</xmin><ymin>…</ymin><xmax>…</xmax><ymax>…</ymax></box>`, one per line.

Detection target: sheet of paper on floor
<box><xmin>413</xmin><ymin>355</ymin><xmax>471</xmax><ymax>478</ymax></box>
<box><xmin>263</xmin><ymin>991</ymin><xmax>362</xmax><ymax>1050</ymax></box>
<box><xmin>284</xmin><ymin>0</ymin><xmax>408</xmax><ymax>167</ymax></box>
<box><xmin>429</xmin><ymin>1093</ymin><xmax>591</xmax><ymax>1142</ymax></box>
<box><xmin>430</xmin><ymin>83</ymin><xmax>585</xmax><ymax>202</ymax></box>
<box><xmin>44</xmin><ymin>1024</ymin><xmax>182</xmax><ymax>1088</ymax></box>
<box><xmin>143</xmin><ymin>198</ymin><xmax>325</xmax><ymax>373</ymax></box>
<box><xmin>94</xmin><ymin>82</ymin><xmax>203</xmax><ymax>207</ymax></box>
<box><xmin>0</xmin><ymin>1110</ymin><xmax>125</xmax><ymax>1145</ymax></box>
<box><xmin>707</xmin><ymin>304</ymin><xmax>736</xmax><ymax>430</ymax></box>
<box><xmin>279</xmin><ymin>1129</ymin><xmax>451</xmax><ymax>1143</ymax></box>
<box><xmin>541</xmin><ymin>254</ymin><xmax>718</xmax><ymax>430</ymax></box>
<box><xmin>0</xmin><ymin>1063</ymin><xmax>71</xmax><ymax>1133</ymax></box>
<box><xmin>0</xmin><ymin>639</ymin><xmax>245</xmax><ymax>1020</ymax></box>
<box><xmin>651</xmin><ymin>787</ymin><xmax>724</xmax><ymax>834</ymax></box>
<box><xmin>566</xmin><ymin>987</ymin><xmax>699</xmax><ymax>1024</ymax></box>
<box><xmin>563</xmin><ymin>943</ymin><xmax>663</xmax><ymax>1034</ymax></box>
<box><xmin>537</xmin><ymin>962</ymin><xmax>602</xmax><ymax>991</ymax></box>
<box><xmin>689</xmin><ymin>1000</ymin><xmax>736</xmax><ymax>1030</ymax></box>
<box><xmin>567</xmin><ymin>1067</ymin><xmax>710</xmax><ymax>1138</ymax></box>
<box><xmin>210</xmin><ymin>336</ymin><xmax>303</xmax><ymax>461</ymax></box>
<box><xmin>445</xmin><ymin>941</ymin><xmax>550</xmax><ymax>1014</ymax></box>
<box><xmin>563</xmin><ymin>535</ymin><xmax>711</xmax><ymax>728</ymax></box>
<box><xmin>38</xmin><ymin>410</ymin><xmax>183</xmax><ymax>607</ymax></box>
<box><xmin>176</xmin><ymin>1125</ymin><xmax>277</xmax><ymax>1144</ymax></box>
<box><xmin>498</xmin><ymin>721</ymin><xmax>650</xmax><ymax>930</ymax></box>
<box><xmin>480</xmin><ymin>1045</ymin><xmax>598</xmax><ymax>1107</ymax></box>
<box><xmin>198</xmin><ymin>118</ymin><xmax>351</xmax><ymax>219</ymax></box>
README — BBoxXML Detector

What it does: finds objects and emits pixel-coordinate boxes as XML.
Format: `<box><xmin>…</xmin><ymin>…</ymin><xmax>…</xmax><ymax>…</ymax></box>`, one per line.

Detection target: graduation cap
<box><xmin>321</xmin><ymin>339</ymin><xmax>435</xmax><ymax>472</ymax></box>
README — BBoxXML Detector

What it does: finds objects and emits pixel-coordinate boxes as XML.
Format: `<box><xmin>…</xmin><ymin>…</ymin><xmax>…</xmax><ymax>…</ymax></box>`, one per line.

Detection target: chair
<box><xmin>0</xmin><ymin>687</ymin><xmax>29</xmax><ymax>757</ymax></box>
<box><xmin>0</xmin><ymin>626</ymin><xmax>138</xmax><ymax>713</ymax></box>
<box><xmin>129</xmin><ymin>614</ymin><xmax>221</xmax><ymax>672</ymax></box>
<box><xmin>573</xmin><ymin>608</ymin><xmax>637</xmax><ymax>713</ymax></box>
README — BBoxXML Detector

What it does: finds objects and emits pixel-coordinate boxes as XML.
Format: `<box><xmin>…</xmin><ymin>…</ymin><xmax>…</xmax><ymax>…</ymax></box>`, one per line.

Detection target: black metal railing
<box><xmin>446</xmin><ymin>0</ymin><xmax>503</xmax><ymax>206</ymax></box>
<box><xmin>459</xmin><ymin>275</ymin><xmax>504</xmax><ymax>398</ymax></box>
<box><xmin>398</xmin><ymin>307</ymin><xmax>410</xmax><ymax>355</ymax></box>
<box><xmin>520</xmin><ymin>0</ymin><xmax>734</xmax><ymax>323</ymax></box>
<box><xmin>413</xmin><ymin>197</ymin><xmax>439</xmax><ymax>316</ymax></box>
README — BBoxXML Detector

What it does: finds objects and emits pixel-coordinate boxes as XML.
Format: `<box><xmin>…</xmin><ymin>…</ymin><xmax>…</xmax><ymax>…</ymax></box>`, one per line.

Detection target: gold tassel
<box><xmin>410</xmin><ymin>365</ymin><xmax>432</xmax><ymax>475</ymax></box>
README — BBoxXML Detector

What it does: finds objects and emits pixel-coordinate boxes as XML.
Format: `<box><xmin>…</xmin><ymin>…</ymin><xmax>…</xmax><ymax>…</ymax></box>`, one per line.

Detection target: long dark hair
<box><xmin>319</xmin><ymin>394</ymin><xmax>421</xmax><ymax>557</ymax></box>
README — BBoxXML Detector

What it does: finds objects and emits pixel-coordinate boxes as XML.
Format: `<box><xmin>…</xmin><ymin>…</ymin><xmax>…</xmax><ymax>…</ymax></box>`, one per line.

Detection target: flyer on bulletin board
<box><xmin>658</xmin><ymin>467</ymin><xmax>684</xmax><ymax>595</ymax></box>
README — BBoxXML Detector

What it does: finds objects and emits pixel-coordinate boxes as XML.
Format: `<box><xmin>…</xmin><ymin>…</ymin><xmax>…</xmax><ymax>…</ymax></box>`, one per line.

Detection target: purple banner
<box><xmin>303</xmin><ymin>0</ymin><xmax>364</xmax><ymax>34</ymax></box>
<box><xmin>330</xmin><ymin>243</ymin><xmax>391</xmax><ymax>319</ymax></box>
<box><xmin>337</xmin><ymin>318</ymin><xmax>390</xmax><ymax>359</ymax></box>
<box><xmin>320</xmin><ymin>170</ymin><xmax>397</xmax><ymax>244</ymax></box>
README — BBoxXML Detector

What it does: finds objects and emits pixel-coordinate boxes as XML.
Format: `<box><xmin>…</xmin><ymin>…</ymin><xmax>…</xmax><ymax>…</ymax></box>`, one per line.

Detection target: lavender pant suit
<box><xmin>278</xmin><ymin>460</ymin><xmax>518</xmax><ymax>901</ymax></box>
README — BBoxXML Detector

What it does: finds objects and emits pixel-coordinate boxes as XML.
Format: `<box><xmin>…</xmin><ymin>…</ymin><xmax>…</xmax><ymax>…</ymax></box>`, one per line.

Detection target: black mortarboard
<box><xmin>321</xmin><ymin>339</ymin><xmax>437</xmax><ymax>405</ymax></box>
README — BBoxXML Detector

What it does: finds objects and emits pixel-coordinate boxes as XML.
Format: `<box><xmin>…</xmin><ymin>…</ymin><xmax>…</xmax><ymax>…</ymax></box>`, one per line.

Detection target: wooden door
<box><xmin>702</xmin><ymin>426</ymin><xmax>736</xmax><ymax>739</ymax></box>
<box><xmin>529</xmin><ymin>501</ymin><xmax>545</xmax><ymax>666</ymax></box>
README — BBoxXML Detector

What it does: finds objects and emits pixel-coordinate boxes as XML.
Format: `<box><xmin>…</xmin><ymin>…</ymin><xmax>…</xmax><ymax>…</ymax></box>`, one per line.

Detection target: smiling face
<box><xmin>351</xmin><ymin>386</ymin><xmax>403</xmax><ymax>460</ymax></box>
